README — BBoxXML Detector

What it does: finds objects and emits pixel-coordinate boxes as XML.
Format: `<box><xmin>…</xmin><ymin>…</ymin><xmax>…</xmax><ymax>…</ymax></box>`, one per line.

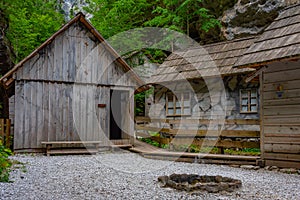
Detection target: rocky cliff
<box><xmin>221</xmin><ymin>0</ymin><xmax>300</xmax><ymax>40</ymax></box>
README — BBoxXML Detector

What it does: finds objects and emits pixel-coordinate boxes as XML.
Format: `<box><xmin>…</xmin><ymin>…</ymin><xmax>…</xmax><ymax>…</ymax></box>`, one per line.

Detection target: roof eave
<box><xmin>235</xmin><ymin>54</ymin><xmax>300</xmax><ymax>69</ymax></box>
<box><xmin>0</xmin><ymin>12</ymin><xmax>146</xmax><ymax>89</ymax></box>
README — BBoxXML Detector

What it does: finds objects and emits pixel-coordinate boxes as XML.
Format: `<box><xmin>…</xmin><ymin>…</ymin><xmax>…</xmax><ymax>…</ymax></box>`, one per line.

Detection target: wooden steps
<box><xmin>41</xmin><ymin>141</ymin><xmax>102</xmax><ymax>156</ymax></box>
<box><xmin>46</xmin><ymin>148</ymin><xmax>99</xmax><ymax>155</ymax></box>
<box><xmin>130</xmin><ymin>140</ymin><xmax>260</xmax><ymax>165</ymax></box>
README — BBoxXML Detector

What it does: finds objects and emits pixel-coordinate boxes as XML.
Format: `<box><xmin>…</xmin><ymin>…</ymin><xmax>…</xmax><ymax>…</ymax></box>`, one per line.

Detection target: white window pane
<box><xmin>251</xmin><ymin>98</ymin><xmax>257</xmax><ymax>104</ymax></box>
<box><xmin>251</xmin><ymin>106</ymin><xmax>257</xmax><ymax>112</ymax></box>
<box><xmin>176</xmin><ymin>108</ymin><xmax>181</xmax><ymax>114</ymax></box>
<box><xmin>242</xmin><ymin>99</ymin><xmax>248</xmax><ymax>105</ymax></box>
<box><xmin>176</xmin><ymin>101</ymin><xmax>181</xmax><ymax>107</ymax></box>
<box><xmin>242</xmin><ymin>106</ymin><xmax>248</xmax><ymax>112</ymax></box>
<box><xmin>168</xmin><ymin>102</ymin><xmax>173</xmax><ymax>108</ymax></box>
<box><xmin>168</xmin><ymin>109</ymin><xmax>174</xmax><ymax>115</ymax></box>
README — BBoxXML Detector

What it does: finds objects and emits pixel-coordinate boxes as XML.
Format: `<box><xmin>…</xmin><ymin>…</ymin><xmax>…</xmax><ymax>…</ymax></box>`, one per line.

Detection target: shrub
<box><xmin>0</xmin><ymin>138</ymin><xmax>12</xmax><ymax>182</ymax></box>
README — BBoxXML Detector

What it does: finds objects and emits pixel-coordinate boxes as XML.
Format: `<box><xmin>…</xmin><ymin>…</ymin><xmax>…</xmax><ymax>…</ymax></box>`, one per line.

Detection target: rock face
<box><xmin>221</xmin><ymin>0</ymin><xmax>285</xmax><ymax>40</ymax></box>
<box><xmin>0</xmin><ymin>9</ymin><xmax>14</xmax><ymax>76</ymax></box>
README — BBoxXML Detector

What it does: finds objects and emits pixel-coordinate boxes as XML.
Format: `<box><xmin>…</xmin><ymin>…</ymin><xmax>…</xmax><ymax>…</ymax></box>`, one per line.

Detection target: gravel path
<box><xmin>0</xmin><ymin>151</ymin><xmax>299</xmax><ymax>200</ymax></box>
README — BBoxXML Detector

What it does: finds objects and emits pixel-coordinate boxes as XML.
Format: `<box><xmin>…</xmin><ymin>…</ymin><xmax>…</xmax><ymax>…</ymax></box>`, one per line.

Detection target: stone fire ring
<box><xmin>158</xmin><ymin>174</ymin><xmax>242</xmax><ymax>193</ymax></box>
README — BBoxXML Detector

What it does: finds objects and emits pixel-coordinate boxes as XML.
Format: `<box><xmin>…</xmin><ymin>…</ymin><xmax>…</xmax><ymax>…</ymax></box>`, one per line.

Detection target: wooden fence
<box><xmin>135</xmin><ymin>117</ymin><xmax>260</xmax><ymax>154</ymax></box>
<box><xmin>0</xmin><ymin>119</ymin><xmax>11</xmax><ymax>148</ymax></box>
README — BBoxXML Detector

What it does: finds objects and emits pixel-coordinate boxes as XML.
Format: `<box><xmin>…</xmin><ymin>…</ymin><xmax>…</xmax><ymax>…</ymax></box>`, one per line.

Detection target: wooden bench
<box><xmin>41</xmin><ymin>141</ymin><xmax>102</xmax><ymax>156</ymax></box>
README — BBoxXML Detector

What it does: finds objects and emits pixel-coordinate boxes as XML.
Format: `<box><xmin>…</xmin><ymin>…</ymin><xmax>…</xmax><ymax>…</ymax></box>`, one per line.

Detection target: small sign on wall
<box><xmin>276</xmin><ymin>84</ymin><xmax>284</xmax><ymax>98</ymax></box>
<box><xmin>98</xmin><ymin>104</ymin><xmax>106</xmax><ymax>108</ymax></box>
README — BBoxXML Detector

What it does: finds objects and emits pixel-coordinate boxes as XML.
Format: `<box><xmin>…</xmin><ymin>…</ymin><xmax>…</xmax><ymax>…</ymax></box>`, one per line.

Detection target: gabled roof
<box><xmin>150</xmin><ymin>37</ymin><xmax>257</xmax><ymax>83</ymax></box>
<box><xmin>235</xmin><ymin>3</ymin><xmax>300</xmax><ymax>68</ymax></box>
<box><xmin>0</xmin><ymin>13</ymin><xmax>146</xmax><ymax>91</ymax></box>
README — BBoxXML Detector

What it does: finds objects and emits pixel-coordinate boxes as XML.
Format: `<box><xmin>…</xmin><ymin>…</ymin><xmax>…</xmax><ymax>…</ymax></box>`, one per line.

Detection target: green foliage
<box><xmin>145</xmin><ymin>0</ymin><xmax>220</xmax><ymax>34</ymax></box>
<box><xmin>87</xmin><ymin>0</ymin><xmax>221</xmax><ymax>63</ymax></box>
<box><xmin>86</xmin><ymin>0</ymin><xmax>152</xmax><ymax>39</ymax></box>
<box><xmin>134</xmin><ymin>87</ymin><xmax>154</xmax><ymax>116</ymax></box>
<box><xmin>225</xmin><ymin>148</ymin><xmax>261</xmax><ymax>156</ymax></box>
<box><xmin>87</xmin><ymin>0</ymin><xmax>220</xmax><ymax>39</ymax></box>
<box><xmin>0</xmin><ymin>138</ymin><xmax>12</xmax><ymax>182</ymax></box>
<box><xmin>0</xmin><ymin>0</ymin><xmax>65</xmax><ymax>62</ymax></box>
<box><xmin>139</xmin><ymin>137</ymin><xmax>169</xmax><ymax>149</ymax></box>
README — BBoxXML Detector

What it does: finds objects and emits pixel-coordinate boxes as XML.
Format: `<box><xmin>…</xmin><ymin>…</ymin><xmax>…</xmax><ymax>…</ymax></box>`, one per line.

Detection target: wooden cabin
<box><xmin>235</xmin><ymin>3</ymin><xmax>300</xmax><ymax>168</ymax></box>
<box><xmin>149</xmin><ymin>37</ymin><xmax>260</xmax><ymax>131</ymax></box>
<box><xmin>0</xmin><ymin>13</ymin><xmax>145</xmax><ymax>153</ymax></box>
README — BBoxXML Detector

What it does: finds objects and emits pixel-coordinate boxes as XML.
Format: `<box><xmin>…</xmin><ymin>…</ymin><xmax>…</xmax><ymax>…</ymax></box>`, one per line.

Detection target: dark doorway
<box><xmin>110</xmin><ymin>90</ymin><xmax>128</xmax><ymax>140</ymax></box>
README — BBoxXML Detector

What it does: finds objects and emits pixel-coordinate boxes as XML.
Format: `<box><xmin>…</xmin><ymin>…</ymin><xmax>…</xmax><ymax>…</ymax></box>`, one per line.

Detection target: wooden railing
<box><xmin>0</xmin><ymin>119</ymin><xmax>11</xmax><ymax>148</ymax></box>
<box><xmin>135</xmin><ymin>116</ymin><xmax>260</xmax><ymax>154</ymax></box>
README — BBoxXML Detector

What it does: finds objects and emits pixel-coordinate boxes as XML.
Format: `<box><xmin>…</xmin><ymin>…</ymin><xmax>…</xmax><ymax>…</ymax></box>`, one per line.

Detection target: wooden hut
<box><xmin>235</xmin><ymin>3</ymin><xmax>300</xmax><ymax>168</ymax></box>
<box><xmin>0</xmin><ymin>13</ymin><xmax>145</xmax><ymax>153</ymax></box>
<box><xmin>137</xmin><ymin>37</ymin><xmax>262</xmax><ymax>155</ymax></box>
<box><xmin>149</xmin><ymin>37</ymin><xmax>260</xmax><ymax>124</ymax></box>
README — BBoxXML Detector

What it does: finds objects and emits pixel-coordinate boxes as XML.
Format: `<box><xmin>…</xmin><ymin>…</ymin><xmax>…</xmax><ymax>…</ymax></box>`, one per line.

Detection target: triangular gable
<box><xmin>0</xmin><ymin>12</ymin><xmax>146</xmax><ymax>91</ymax></box>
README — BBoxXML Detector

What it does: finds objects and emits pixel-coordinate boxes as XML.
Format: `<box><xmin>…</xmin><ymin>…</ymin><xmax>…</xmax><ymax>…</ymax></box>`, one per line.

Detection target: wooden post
<box><xmin>0</xmin><ymin>119</ymin><xmax>11</xmax><ymax>148</ymax></box>
<box><xmin>259</xmin><ymin>70</ymin><xmax>265</xmax><ymax>163</ymax></box>
<box><xmin>5</xmin><ymin>119</ymin><xmax>11</xmax><ymax>148</ymax></box>
<box><xmin>169</xmin><ymin>123</ymin><xmax>174</xmax><ymax>151</ymax></box>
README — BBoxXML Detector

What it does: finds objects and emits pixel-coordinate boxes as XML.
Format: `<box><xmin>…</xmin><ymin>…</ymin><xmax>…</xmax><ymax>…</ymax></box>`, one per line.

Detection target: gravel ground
<box><xmin>0</xmin><ymin>151</ymin><xmax>299</xmax><ymax>200</ymax></box>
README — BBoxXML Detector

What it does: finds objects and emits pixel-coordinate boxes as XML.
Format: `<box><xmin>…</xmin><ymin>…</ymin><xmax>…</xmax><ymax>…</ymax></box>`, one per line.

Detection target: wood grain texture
<box><xmin>260</xmin><ymin>62</ymin><xmax>300</xmax><ymax>167</ymax></box>
<box><xmin>11</xmin><ymin>19</ymin><xmax>138</xmax><ymax>152</ymax></box>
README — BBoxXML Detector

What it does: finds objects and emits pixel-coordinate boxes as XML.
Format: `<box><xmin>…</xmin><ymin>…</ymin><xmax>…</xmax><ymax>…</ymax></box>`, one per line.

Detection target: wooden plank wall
<box><xmin>262</xmin><ymin>60</ymin><xmax>300</xmax><ymax>168</ymax></box>
<box><xmin>13</xmin><ymin>20</ymin><xmax>136</xmax><ymax>151</ymax></box>
<box><xmin>16</xmin><ymin>21</ymin><xmax>136</xmax><ymax>87</ymax></box>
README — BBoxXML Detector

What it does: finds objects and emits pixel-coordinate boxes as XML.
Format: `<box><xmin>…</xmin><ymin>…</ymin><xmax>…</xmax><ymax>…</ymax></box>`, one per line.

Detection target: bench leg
<box><xmin>46</xmin><ymin>144</ymin><xmax>52</xmax><ymax>157</ymax></box>
<box><xmin>95</xmin><ymin>143</ymin><xmax>99</xmax><ymax>152</ymax></box>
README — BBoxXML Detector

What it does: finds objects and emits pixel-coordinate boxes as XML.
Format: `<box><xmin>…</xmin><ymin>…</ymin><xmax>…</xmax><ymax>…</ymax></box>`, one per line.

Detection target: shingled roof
<box><xmin>150</xmin><ymin>37</ymin><xmax>257</xmax><ymax>83</ymax></box>
<box><xmin>235</xmin><ymin>3</ymin><xmax>300</xmax><ymax>68</ymax></box>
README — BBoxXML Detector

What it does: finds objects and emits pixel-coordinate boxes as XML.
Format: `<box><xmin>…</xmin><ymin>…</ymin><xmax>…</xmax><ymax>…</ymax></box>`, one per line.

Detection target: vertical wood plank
<box><xmin>14</xmin><ymin>82</ymin><xmax>24</xmax><ymax>150</ymax></box>
<box><xmin>48</xmin><ymin>83</ymin><xmax>56</xmax><ymax>141</ymax></box>
<box><xmin>47</xmin><ymin>42</ymin><xmax>55</xmax><ymax>81</ymax></box>
<box><xmin>62</xmin><ymin>31</ymin><xmax>69</xmax><ymax>82</ymax></box>
<box><xmin>62</xmin><ymin>85</ymin><xmax>68</xmax><ymax>141</ymax></box>
<box><xmin>23</xmin><ymin>82</ymin><xmax>31</xmax><ymax>149</ymax></box>
<box><xmin>42</xmin><ymin>82</ymin><xmax>49</xmax><ymax>142</ymax></box>
<box><xmin>54</xmin><ymin>34</ymin><xmax>63</xmax><ymax>81</ymax></box>
<box><xmin>68</xmin><ymin>23</ymin><xmax>76</xmax><ymax>82</ymax></box>
<box><xmin>55</xmin><ymin>83</ymin><xmax>62</xmax><ymax>141</ymax></box>
<box><xmin>30</xmin><ymin>81</ymin><xmax>37</xmax><ymax>148</ymax></box>
<box><xmin>83</xmin><ymin>85</ymin><xmax>88</xmax><ymax>141</ymax></box>
<box><xmin>67</xmin><ymin>85</ymin><xmax>72</xmax><ymax>140</ymax></box>
<box><xmin>86</xmin><ymin>86</ymin><xmax>94</xmax><ymax>140</ymax></box>
<box><xmin>129</xmin><ymin>89</ymin><xmax>135</xmax><ymax>145</ymax></box>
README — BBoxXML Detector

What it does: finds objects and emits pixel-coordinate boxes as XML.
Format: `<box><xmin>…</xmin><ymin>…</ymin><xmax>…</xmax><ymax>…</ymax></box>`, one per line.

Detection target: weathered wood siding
<box><xmin>261</xmin><ymin>60</ymin><xmax>300</xmax><ymax>168</ymax></box>
<box><xmin>13</xmin><ymin>21</ymin><xmax>135</xmax><ymax>151</ymax></box>
<box><xmin>9</xmin><ymin>95</ymin><xmax>14</xmax><ymax>125</ymax></box>
<box><xmin>152</xmin><ymin>74</ymin><xmax>259</xmax><ymax>131</ymax></box>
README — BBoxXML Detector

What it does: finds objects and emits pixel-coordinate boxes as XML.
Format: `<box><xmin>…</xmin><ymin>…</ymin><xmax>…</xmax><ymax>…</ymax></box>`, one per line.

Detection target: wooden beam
<box><xmin>245</xmin><ymin>66</ymin><xmax>267</xmax><ymax>83</ymax></box>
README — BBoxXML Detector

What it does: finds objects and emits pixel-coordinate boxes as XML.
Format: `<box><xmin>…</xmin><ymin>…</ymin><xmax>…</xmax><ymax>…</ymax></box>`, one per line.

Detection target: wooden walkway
<box><xmin>130</xmin><ymin>140</ymin><xmax>260</xmax><ymax>165</ymax></box>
